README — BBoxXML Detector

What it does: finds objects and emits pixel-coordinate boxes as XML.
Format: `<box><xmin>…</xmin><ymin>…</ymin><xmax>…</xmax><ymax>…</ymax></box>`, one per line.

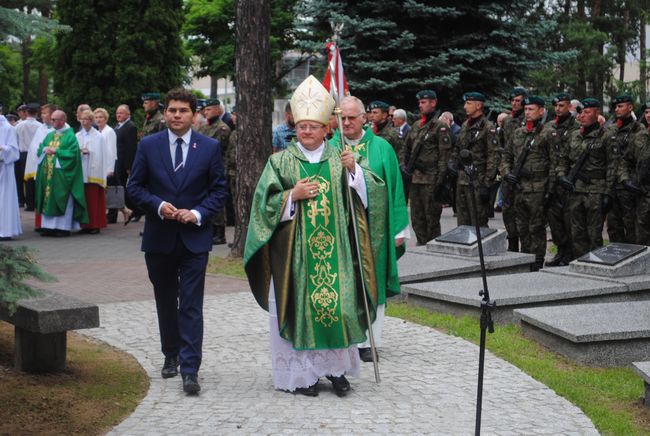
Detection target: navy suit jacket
<box><xmin>127</xmin><ymin>129</ymin><xmax>227</xmax><ymax>254</ymax></box>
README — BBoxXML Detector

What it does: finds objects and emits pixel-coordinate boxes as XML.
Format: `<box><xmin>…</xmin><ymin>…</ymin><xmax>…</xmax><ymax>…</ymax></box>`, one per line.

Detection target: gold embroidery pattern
<box><xmin>44</xmin><ymin>134</ymin><xmax>62</xmax><ymax>204</ymax></box>
<box><xmin>307</xmin><ymin>176</ymin><xmax>331</xmax><ymax>227</ymax></box>
<box><xmin>308</xmin><ymin>225</ymin><xmax>338</xmax><ymax>327</ymax></box>
<box><xmin>306</xmin><ymin>174</ymin><xmax>338</xmax><ymax>328</ymax></box>
<box><xmin>350</xmin><ymin>141</ymin><xmax>367</xmax><ymax>154</ymax></box>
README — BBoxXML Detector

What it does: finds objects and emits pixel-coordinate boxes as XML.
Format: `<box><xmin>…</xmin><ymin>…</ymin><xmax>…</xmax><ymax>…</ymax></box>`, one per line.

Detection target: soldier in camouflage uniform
<box><xmin>198</xmin><ymin>98</ymin><xmax>231</xmax><ymax>244</ymax></box>
<box><xmin>400</xmin><ymin>90</ymin><xmax>453</xmax><ymax>245</ymax></box>
<box><xmin>616</xmin><ymin>99</ymin><xmax>650</xmax><ymax>245</ymax></box>
<box><xmin>546</xmin><ymin>93</ymin><xmax>580</xmax><ymax>266</ymax></box>
<box><xmin>368</xmin><ymin>100</ymin><xmax>403</xmax><ymax>157</ymax></box>
<box><xmin>140</xmin><ymin>93</ymin><xmax>166</xmax><ymax>139</ymax></box>
<box><xmin>500</xmin><ymin>87</ymin><xmax>527</xmax><ymax>252</ymax></box>
<box><xmin>225</xmin><ymin>109</ymin><xmax>238</xmax><ymax>239</ymax></box>
<box><xmin>557</xmin><ymin>98</ymin><xmax>616</xmax><ymax>258</ymax></box>
<box><xmin>502</xmin><ymin>96</ymin><xmax>553</xmax><ymax>270</ymax></box>
<box><xmin>606</xmin><ymin>94</ymin><xmax>648</xmax><ymax>244</ymax></box>
<box><xmin>451</xmin><ymin>92</ymin><xmax>501</xmax><ymax>227</ymax></box>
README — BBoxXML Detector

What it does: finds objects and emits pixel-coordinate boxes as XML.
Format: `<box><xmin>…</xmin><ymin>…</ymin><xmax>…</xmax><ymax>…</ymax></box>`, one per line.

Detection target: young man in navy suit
<box><xmin>128</xmin><ymin>88</ymin><xmax>227</xmax><ymax>395</ymax></box>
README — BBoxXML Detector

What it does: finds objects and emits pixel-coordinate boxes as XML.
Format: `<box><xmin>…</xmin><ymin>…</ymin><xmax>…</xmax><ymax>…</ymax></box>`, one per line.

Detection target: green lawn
<box><xmin>387</xmin><ymin>303</ymin><xmax>650</xmax><ymax>435</ymax></box>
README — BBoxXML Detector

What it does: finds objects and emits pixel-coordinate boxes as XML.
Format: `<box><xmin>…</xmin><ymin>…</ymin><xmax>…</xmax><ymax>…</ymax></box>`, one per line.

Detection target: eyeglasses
<box><xmin>341</xmin><ymin>113</ymin><xmax>364</xmax><ymax>122</ymax></box>
<box><xmin>296</xmin><ymin>124</ymin><xmax>324</xmax><ymax>132</ymax></box>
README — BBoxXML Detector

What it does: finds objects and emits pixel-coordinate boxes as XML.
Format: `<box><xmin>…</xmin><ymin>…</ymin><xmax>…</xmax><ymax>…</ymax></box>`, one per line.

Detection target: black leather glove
<box><xmin>601</xmin><ymin>193</ymin><xmax>613</xmax><ymax>214</ymax></box>
<box><xmin>558</xmin><ymin>176</ymin><xmax>575</xmax><ymax>192</ymax></box>
<box><xmin>504</xmin><ymin>172</ymin><xmax>519</xmax><ymax>185</ymax></box>
<box><xmin>478</xmin><ymin>185</ymin><xmax>490</xmax><ymax>203</ymax></box>
<box><xmin>623</xmin><ymin>179</ymin><xmax>642</xmax><ymax>195</ymax></box>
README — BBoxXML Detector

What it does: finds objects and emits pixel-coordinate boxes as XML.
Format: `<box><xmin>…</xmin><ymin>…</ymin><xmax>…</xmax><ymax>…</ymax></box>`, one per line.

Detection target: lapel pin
<box><xmin>192</xmin><ymin>142</ymin><xmax>197</xmax><ymax>149</ymax></box>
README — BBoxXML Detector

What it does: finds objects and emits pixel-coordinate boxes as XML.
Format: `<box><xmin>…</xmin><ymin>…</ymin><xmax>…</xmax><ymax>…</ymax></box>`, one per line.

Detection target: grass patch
<box><xmin>207</xmin><ymin>255</ymin><xmax>246</xmax><ymax>278</ymax></box>
<box><xmin>0</xmin><ymin>321</ymin><xmax>148</xmax><ymax>435</ymax></box>
<box><xmin>386</xmin><ymin>303</ymin><xmax>650</xmax><ymax>435</ymax></box>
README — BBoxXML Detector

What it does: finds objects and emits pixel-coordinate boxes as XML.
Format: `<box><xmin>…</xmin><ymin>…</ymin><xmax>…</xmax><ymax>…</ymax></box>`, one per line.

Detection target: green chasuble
<box><xmin>330</xmin><ymin>128</ymin><xmax>409</xmax><ymax>304</ymax></box>
<box><xmin>35</xmin><ymin>128</ymin><xmax>88</xmax><ymax>223</ymax></box>
<box><xmin>244</xmin><ymin>142</ymin><xmax>381</xmax><ymax>350</ymax></box>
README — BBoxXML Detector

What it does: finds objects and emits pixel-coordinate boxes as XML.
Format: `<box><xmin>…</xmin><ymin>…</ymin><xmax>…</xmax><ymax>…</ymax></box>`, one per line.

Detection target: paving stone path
<box><xmin>4</xmin><ymin>210</ymin><xmax>599</xmax><ymax>435</ymax></box>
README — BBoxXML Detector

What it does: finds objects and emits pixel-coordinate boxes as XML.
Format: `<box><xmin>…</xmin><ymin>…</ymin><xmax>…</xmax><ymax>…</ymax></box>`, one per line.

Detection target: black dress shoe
<box><xmin>161</xmin><ymin>355</ymin><xmax>179</xmax><ymax>378</ymax></box>
<box><xmin>358</xmin><ymin>347</ymin><xmax>378</xmax><ymax>363</ymax></box>
<box><xmin>292</xmin><ymin>382</ymin><xmax>318</xmax><ymax>397</ymax></box>
<box><xmin>326</xmin><ymin>375</ymin><xmax>350</xmax><ymax>397</ymax></box>
<box><xmin>0</xmin><ymin>237</ymin><xmax>12</xmax><ymax>241</ymax></box>
<box><xmin>182</xmin><ymin>374</ymin><xmax>201</xmax><ymax>395</ymax></box>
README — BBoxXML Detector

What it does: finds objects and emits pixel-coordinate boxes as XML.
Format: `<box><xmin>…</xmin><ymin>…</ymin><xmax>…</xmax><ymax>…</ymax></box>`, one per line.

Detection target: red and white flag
<box><xmin>323</xmin><ymin>41</ymin><xmax>349</xmax><ymax>104</ymax></box>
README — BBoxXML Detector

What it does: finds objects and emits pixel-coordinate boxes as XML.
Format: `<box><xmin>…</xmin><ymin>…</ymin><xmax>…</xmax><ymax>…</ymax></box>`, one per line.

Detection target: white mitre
<box><xmin>290</xmin><ymin>75</ymin><xmax>335</xmax><ymax>125</ymax></box>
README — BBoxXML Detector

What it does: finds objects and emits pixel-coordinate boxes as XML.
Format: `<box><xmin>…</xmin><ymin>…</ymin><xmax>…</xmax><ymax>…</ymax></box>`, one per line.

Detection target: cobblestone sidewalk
<box><xmin>83</xmin><ymin>293</ymin><xmax>598</xmax><ymax>435</ymax></box>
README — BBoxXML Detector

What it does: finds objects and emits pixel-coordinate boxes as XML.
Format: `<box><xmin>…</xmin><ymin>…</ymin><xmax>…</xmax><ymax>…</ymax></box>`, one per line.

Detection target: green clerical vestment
<box><xmin>244</xmin><ymin>142</ymin><xmax>381</xmax><ymax>350</ymax></box>
<box><xmin>35</xmin><ymin>128</ymin><xmax>88</xmax><ymax>223</ymax></box>
<box><xmin>330</xmin><ymin>128</ymin><xmax>409</xmax><ymax>304</ymax></box>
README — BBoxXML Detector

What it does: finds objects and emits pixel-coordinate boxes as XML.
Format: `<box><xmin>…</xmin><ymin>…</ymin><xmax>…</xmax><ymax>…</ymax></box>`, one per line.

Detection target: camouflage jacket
<box><xmin>140</xmin><ymin>110</ymin><xmax>165</xmax><ymax>139</ymax></box>
<box><xmin>557</xmin><ymin>125</ymin><xmax>615</xmax><ymax>195</ymax></box>
<box><xmin>225</xmin><ymin>130</ymin><xmax>237</xmax><ymax>177</ymax></box>
<box><xmin>401</xmin><ymin>114</ymin><xmax>453</xmax><ymax>185</ymax></box>
<box><xmin>546</xmin><ymin>114</ymin><xmax>580</xmax><ymax>180</ymax></box>
<box><xmin>198</xmin><ymin>118</ymin><xmax>231</xmax><ymax>155</ymax></box>
<box><xmin>499</xmin><ymin>110</ymin><xmax>525</xmax><ymax>172</ymax></box>
<box><xmin>503</xmin><ymin>121</ymin><xmax>554</xmax><ymax>193</ymax></box>
<box><xmin>616</xmin><ymin>121</ymin><xmax>650</xmax><ymax>194</ymax></box>
<box><xmin>452</xmin><ymin>115</ymin><xmax>501</xmax><ymax>187</ymax></box>
<box><xmin>375</xmin><ymin>120</ymin><xmax>403</xmax><ymax>158</ymax></box>
<box><xmin>606</xmin><ymin>119</ymin><xmax>649</xmax><ymax>190</ymax></box>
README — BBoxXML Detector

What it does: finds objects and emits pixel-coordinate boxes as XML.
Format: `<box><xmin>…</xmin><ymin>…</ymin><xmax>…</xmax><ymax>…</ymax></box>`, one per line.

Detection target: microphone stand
<box><xmin>460</xmin><ymin>149</ymin><xmax>496</xmax><ymax>436</ymax></box>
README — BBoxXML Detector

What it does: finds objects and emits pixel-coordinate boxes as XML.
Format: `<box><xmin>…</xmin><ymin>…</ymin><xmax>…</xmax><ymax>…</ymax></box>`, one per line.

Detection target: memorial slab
<box><xmin>402</xmin><ymin>272</ymin><xmax>629</xmax><ymax>324</ymax></box>
<box><xmin>570</xmin><ymin>243</ymin><xmax>650</xmax><ymax>278</ymax></box>
<box><xmin>632</xmin><ymin>361</ymin><xmax>650</xmax><ymax>407</ymax></box>
<box><xmin>542</xmin><ymin>266</ymin><xmax>650</xmax><ymax>292</ymax></box>
<box><xmin>398</xmin><ymin>246</ymin><xmax>535</xmax><ymax>284</ymax></box>
<box><xmin>427</xmin><ymin>226</ymin><xmax>507</xmax><ymax>257</ymax></box>
<box><xmin>514</xmin><ymin>301</ymin><xmax>650</xmax><ymax>366</ymax></box>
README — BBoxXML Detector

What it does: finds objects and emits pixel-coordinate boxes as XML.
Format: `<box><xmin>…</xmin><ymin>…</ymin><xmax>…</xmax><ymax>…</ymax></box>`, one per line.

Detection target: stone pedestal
<box><xmin>632</xmin><ymin>362</ymin><xmax>650</xmax><ymax>408</ymax></box>
<box><xmin>570</xmin><ymin>243</ymin><xmax>650</xmax><ymax>278</ymax></box>
<box><xmin>15</xmin><ymin>328</ymin><xmax>66</xmax><ymax>372</ymax></box>
<box><xmin>427</xmin><ymin>226</ymin><xmax>507</xmax><ymax>257</ymax></box>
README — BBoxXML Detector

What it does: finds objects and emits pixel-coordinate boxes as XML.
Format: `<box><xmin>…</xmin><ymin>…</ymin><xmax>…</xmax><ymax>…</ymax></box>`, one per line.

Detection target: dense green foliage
<box><xmin>0</xmin><ymin>246</ymin><xmax>53</xmax><ymax>314</ymax></box>
<box><xmin>52</xmin><ymin>0</ymin><xmax>187</xmax><ymax>114</ymax></box>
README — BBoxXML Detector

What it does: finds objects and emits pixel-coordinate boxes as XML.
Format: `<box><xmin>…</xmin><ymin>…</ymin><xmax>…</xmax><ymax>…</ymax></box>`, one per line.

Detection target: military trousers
<box><xmin>546</xmin><ymin>187</ymin><xmax>572</xmax><ymax>257</ymax></box>
<box><xmin>636</xmin><ymin>195</ymin><xmax>650</xmax><ymax>245</ymax></box>
<box><xmin>515</xmin><ymin>192</ymin><xmax>547</xmax><ymax>263</ymax></box>
<box><xmin>606</xmin><ymin>189</ymin><xmax>637</xmax><ymax>244</ymax></box>
<box><xmin>502</xmin><ymin>188</ymin><xmax>519</xmax><ymax>239</ymax></box>
<box><xmin>456</xmin><ymin>184</ymin><xmax>489</xmax><ymax>228</ymax></box>
<box><xmin>568</xmin><ymin>192</ymin><xmax>604</xmax><ymax>258</ymax></box>
<box><xmin>410</xmin><ymin>183</ymin><xmax>442</xmax><ymax>245</ymax></box>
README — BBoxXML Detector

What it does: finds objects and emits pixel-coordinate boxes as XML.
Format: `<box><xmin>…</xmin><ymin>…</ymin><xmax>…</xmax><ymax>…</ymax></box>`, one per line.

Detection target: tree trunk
<box><xmin>38</xmin><ymin>66</ymin><xmax>48</xmax><ymax>104</ymax></box>
<box><xmin>641</xmin><ymin>12</ymin><xmax>647</xmax><ymax>102</ymax></box>
<box><xmin>210</xmin><ymin>74</ymin><xmax>218</xmax><ymax>98</ymax></box>
<box><xmin>21</xmin><ymin>37</ymin><xmax>31</xmax><ymax>102</ymax></box>
<box><xmin>230</xmin><ymin>0</ymin><xmax>272</xmax><ymax>258</ymax></box>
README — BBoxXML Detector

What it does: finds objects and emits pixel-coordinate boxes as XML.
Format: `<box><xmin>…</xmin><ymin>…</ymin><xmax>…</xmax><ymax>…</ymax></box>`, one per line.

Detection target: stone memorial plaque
<box><xmin>435</xmin><ymin>225</ymin><xmax>497</xmax><ymax>246</ymax></box>
<box><xmin>578</xmin><ymin>243</ymin><xmax>647</xmax><ymax>266</ymax></box>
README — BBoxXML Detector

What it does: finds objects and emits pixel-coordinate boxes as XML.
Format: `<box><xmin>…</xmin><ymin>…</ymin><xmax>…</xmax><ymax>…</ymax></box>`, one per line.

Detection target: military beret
<box><xmin>524</xmin><ymin>95</ymin><xmax>545</xmax><ymax>107</ymax></box>
<box><xmin>552</xmin><ymin>93</ymin><xmax>572</xmax><ymax>105</ymax></box>
<box><xmin>196</xmin><ymin>99</ymin><xmax>207</xmax><ymax>110</ymax></box>
<box><xmin>5</xmin><ymin>113</ymin><xmax>18</xmax><ymax>122</ymax></box>
<box><xmin>613</xmin><ymin>94</ymin><xmax>633</xmax><ymax>105</ymax></box>
<box><xmin>231</xmin><ymin>106</ymin><xmax>237</xmax><ymax>113</ymax></box>
<box><xmin>463</xmin><ymin>92</ymin><xmax>486</xmax><ymax>102</ymax></box>
<box><xmin>416</xmin><ymin>90</ymin><xmax>437</xmax><ymax>100</ymax></box>
<box><xmin>509</xmin><ymin>87</ymin><xmax>528</xmax><ymax>98</ymax></box>
<box><xmin>16</xmin><ymin>103</ymin><xmax>28</xmax><ymax>111</ymax></box>
<box><xmin>141</xmin><ymin>92</ymin><xmax>161</xmax><ymax>101</ymax></box>
<box><xmin>26</xmin><ymin>102</ymin><xmax>40</xmax><ymax>111</ymax></box>
<box><xmin>368</xmin><ymin>100</ymin><xmax>390</xmax><ymax>111</ymax></box>
<box><xmin>581</xmin><ymin>97</ymin><xmax>601</xmax><ymax>109</ymax></box>
<box><xmin>641</xmin><ymin>101</ymin><xmax>650</xmax><ymax>111</ymax></box>
<box><xmin>204</xmin><ymin>98</ymin><xmax>221</xmax><ymax>107</ymax></box>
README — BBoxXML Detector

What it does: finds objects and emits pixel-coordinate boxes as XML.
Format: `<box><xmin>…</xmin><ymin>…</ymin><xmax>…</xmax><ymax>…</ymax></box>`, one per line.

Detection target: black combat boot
<box><xmin>507</xmin><ymin>237</ymin><xmax>519</xmax><ymax>252</ymax></box>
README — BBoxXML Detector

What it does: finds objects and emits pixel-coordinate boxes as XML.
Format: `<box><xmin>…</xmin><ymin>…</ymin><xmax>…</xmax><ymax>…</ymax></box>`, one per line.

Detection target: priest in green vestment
<box><xmin>35</xmin><ymin>110</ymin><xmax>88</xmax><ymax>236</ymax></box>
<box><xmin>244</xmin><ymin>76</ymin><xmax>381</xmax><ymax>397</ymax></box>
<box><xmin>331</xmin><ymin>96</ymin><xmax>410</xmax><ymax>363</ymax></box>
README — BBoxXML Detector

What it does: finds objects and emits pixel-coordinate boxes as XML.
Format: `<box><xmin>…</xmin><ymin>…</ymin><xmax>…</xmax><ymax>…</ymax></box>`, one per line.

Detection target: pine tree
<box><xmin>295</xmin><ymin>0</ymin><xmax>574</xmax><ymax>112</ymax></box>
<box><xmin>0</xmin><ymin>246</ymin><xmax>54</xmax><ymax>315</ymax></box>
<box><xmin>52</xmin><ymin>0</ymin><xmax>187</xmax><ymax>114</ymax></box>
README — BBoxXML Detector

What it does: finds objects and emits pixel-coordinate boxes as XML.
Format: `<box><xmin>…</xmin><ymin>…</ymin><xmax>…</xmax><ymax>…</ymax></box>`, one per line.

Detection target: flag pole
<box><xmin>329</xmin><ymin>23</ymin><xmax>380</xmax><ymax>384</ymax></box>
